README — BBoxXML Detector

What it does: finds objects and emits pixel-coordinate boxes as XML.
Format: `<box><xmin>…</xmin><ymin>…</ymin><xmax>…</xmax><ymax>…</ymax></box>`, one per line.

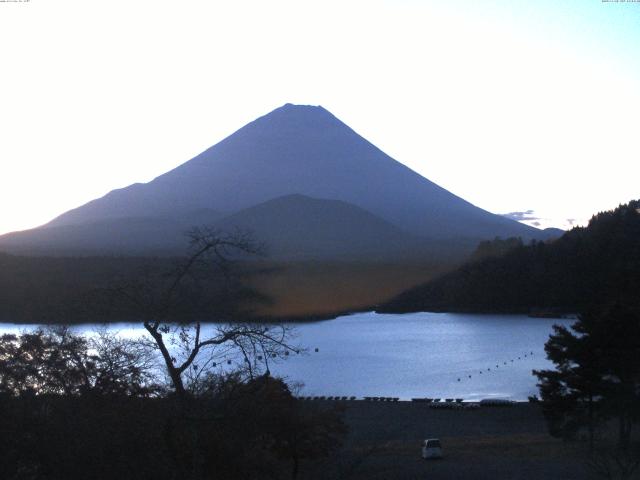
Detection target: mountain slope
<box><xmin>0</xmin><ymin>195</ymin><xmax>451</xmax><ymax>259</ymax></box>
<box><xmin>0</xmin><ymin>209</ymin><xmax>221</xmax><ymax>256</ymax></box>
<box><xmin>378</xmin><ymin>201</ymin><xmax>640</xmax><ymax>313</ymax></box>
<box><xmin>42</xmin><ymin>103</ymin><xmax>545</xmax><ymax>242</ymax></box>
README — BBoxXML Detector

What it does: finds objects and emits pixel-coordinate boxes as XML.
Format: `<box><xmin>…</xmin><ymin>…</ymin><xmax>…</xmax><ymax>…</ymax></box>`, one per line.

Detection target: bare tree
<box><xmin>113</xmin><ymin>227</ymin><xmax>298</xmax><ymax>399</ymax></box>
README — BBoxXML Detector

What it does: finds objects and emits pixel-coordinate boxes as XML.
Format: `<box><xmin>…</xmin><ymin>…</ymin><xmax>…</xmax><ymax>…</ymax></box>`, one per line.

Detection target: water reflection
<box><xmin>0</xmin><ymin>312</ymin><xmax>572</xmax><ymax>400</ymax></box>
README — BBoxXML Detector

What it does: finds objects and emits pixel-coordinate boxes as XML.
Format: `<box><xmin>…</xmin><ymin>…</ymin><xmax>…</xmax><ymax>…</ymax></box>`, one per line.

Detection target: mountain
<box><xmin>215</xmin><ymin>194</ymin><xmax>432</xmax><ymax>260</ymax></box>
<box><xmin>540</xmin><ymin>227</ymin><xmax>565</xmax><ymax>240</ymax></box>
<box><xmin>378</xmin><ymin>201</ymin><xmax>640</xmax><ymax>314</ymax></box>
<box><xmin>0</xmin><ymin>103</ymin><xmax>550</xmax><ymax>256</ymax></box>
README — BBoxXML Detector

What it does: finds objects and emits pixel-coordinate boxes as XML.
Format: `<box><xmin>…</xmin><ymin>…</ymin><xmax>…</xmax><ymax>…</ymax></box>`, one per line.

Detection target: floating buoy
<box><xmin>457</xmin><ymin>378</ymin><xmax>461</xmax><ymax>382</ymax></box>
<box><xmin>315</xmin><ymin>348</ymin><xmax>319</xmax><ymax>352</ymax></box>
<box><xmin>468</xmin><ymin>375</ymin><xmax>472</xmax><ymax>378</ymax></box>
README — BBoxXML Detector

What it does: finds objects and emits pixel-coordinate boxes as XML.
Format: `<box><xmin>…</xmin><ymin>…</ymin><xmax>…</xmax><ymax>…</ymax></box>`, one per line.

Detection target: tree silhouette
<box><xmin>0</xmin><ymin>328</ymin><xmax>159</xmax><ymax>397</ymax></box>
<box><xmin>112</xmin><ymin>227</ymin><xmax>297</xmax><ymax>399</ymax></box>
<box><xmin>534</xmin><ymin>303</ymin><xmax>640</xmax><ymax>450</ymax></box>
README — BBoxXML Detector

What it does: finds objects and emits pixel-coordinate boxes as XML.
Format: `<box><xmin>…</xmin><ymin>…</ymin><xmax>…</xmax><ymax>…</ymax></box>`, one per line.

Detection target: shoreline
<box><xmin>0</xmin><ymin>307</ymin><xmax>575</xmax><ymax>326</ymax></box>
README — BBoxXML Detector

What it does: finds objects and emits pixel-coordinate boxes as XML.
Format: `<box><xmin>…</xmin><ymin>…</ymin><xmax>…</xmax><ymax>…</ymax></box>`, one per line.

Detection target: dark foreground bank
<box><xmin>305</xmin><ymin>401</ymin><xmax>589</xmax><ymax>480</ymax></box>
<box><xmin>2</xmin><ymin>394</ymin><xmax>593</xmax><ymax>480</ymax></box>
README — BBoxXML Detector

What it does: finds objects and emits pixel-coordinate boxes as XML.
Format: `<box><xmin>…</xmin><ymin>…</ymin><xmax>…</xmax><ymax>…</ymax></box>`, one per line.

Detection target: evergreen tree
<box><xmin>534</xmin><ymin>303</ymin><xmax>640</xmax><ymax>449</ymax></box>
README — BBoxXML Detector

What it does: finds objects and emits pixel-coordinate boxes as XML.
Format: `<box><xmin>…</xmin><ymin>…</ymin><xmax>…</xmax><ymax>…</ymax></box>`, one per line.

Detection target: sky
<box><xmin>0</xmin><ymin>0</ymin><xmax>638</xmax><ymax>235</ymax></box>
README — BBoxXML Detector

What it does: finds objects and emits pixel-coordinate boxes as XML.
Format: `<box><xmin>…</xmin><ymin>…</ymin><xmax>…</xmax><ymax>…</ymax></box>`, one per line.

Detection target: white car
<box><xmin>422</xmin><ymin>438</ymin><xmax>443</xmax><ymax>459</ymax></box>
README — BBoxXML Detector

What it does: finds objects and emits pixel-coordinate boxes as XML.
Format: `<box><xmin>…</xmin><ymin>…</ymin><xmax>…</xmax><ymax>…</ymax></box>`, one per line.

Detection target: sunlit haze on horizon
<box><xmin>1</xmin><ymin>0</ymin><xmax>638</xmax><ymax>235</ymax></box>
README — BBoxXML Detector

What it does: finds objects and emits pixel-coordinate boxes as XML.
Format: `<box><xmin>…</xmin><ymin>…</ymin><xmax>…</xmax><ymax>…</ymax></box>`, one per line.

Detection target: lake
<box><xmin>0</xmin><ymin>311</ymin><xmax>573</xmax><ymax>401</ymax></box>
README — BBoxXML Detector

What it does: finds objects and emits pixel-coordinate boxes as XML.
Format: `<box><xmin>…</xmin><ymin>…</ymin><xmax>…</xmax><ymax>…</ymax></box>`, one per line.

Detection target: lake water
<box><xmin>0</xmin><ymin>312</ymin><xmax>573</xmax><ymax>401</ymax></box>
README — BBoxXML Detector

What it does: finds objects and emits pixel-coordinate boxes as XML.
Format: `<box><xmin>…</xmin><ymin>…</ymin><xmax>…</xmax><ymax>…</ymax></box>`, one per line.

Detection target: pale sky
<box><xmin>1</xmin><ymin>0</ymin><xmax>638</xmax><ymax>235</ymax></box>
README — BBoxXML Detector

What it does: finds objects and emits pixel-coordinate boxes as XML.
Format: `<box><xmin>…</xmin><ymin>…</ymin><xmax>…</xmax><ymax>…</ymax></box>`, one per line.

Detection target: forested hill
<box><xmin>378</xmin><ymin>200</ymin><xmax>640</xmax><ymax>314</ymax></box>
